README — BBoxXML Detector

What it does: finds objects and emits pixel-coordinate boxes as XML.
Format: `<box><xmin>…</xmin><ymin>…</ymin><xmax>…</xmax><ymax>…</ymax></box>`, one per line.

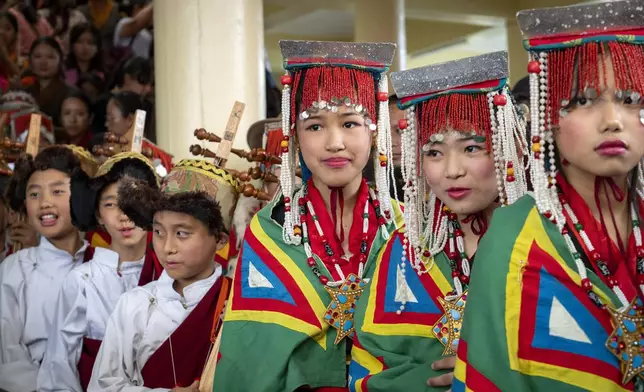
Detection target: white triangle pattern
<box><xmin>395</xmin><ymin>264</ymin><xmax>418</xmax><ymax>303</ymax></box>
<box><xmin>548</xmin><ymin>296</ymin><xmax>592</xmax><ymax>344</ymax></box>
<box><xmin>248</xmin><ymin>262</ymin><xmax>274</xmax><ymax>288</ymax></box>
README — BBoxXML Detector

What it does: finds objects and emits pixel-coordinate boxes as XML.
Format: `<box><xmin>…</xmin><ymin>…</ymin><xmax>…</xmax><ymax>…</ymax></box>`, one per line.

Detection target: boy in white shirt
<box><xmin>0</xmin><ymin>146</ymin><xmax>93</xmax><ymax>392</ymax></box>
<box><xmin>89</xmin><ymin>159</ymin><xmax>236</xmax><ymax>391</ymax></box>
<box><xmin>38</xmin><ymin>152</ymin><xmax>162</xmax><ymax>392</ymax></box>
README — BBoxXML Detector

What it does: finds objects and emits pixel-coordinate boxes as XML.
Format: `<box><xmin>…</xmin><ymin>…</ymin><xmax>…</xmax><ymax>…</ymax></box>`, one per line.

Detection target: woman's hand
<box><xmin>427</xmin><ymin>344</ymin><xmax>457</xmax><ymax>390</ymax></box>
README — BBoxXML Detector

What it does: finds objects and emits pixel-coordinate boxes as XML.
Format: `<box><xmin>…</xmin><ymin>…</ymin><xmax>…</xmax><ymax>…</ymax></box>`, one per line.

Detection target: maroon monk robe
<box><xmin>77</xmin><ymin>248</ymin><xmax>162</xmax><ymax>391</ymax></box>
<box><xmin>139</xmin><ymin>276</ymin><xmax>228</xmax><ymax>389</ymax></box>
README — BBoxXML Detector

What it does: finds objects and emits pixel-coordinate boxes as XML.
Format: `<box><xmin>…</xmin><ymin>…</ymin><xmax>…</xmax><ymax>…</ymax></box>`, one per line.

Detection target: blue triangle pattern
<box><xmin>531</xmin><ymin>266</ymin><xmax>619</xmax><ymax>367</ymax></box>
<box><xmin>240</xmin><ymin>241</ymin><xmax>295</xmax><ymax>305</ymax></box>
<box><xmin>383</xmin><ymin>236</ymin><xmax>441</xmax><ymax>314</ymax></box>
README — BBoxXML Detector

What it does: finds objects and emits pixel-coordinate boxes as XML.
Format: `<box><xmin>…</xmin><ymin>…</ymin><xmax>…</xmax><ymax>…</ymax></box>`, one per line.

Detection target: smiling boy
<box><xmin>0</xmin><ymin>146</ymin><xmax>93</xmax><ymax>392</ymax></box>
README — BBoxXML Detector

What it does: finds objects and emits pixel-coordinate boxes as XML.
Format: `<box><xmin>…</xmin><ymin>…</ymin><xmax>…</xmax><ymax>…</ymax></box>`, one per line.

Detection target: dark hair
<box><xmin>16</xmin><ymin>2</ymin><xmax>38</xmax><ymax>25</ymax></box>
<box><xmin>61</xmin><ymin>88</ymin><xmax>92</xmax><ymax>116</ymax></box>
<box><xmin>119</xmin><ymin>0</ymin><xmax>150</xmax><ymax>17</ymax></box>
<box><xmin>70</xmin><ymin>157</ymin><xmax>158</xmax><ymax>231</ymax></box>
<box><xmin>5</xmin><ymin>146</ymin><xmax>82</xmax><ymax>213</ymax></box>
<box><xmin>66</xmin><ymin>23</ymin><xmax>104</xmax><ymax>74</ymax></box>
<box><xmin>29</xmin><ymin>36</ymin><xmax>64</xmax><ymax>77</ymax></box>
<box><xmin>109</xmin><ymin>56</ymin><xmax>153</xmax><ymax>90</ymax></box>
<box><xmin>388</xmin><ymin>94</ymin><xmax>398</xmax><ymax>104</ymax></box>
<box><xmin>511</xmin><ymin>76</ymin><xmax>530</xmax><ymax>105</ymax></box>
<box><xmin>42</xmin><ymin>0</ymin><xmax>72</xmax><ymax>36</ymax></box>
<box><xmin>109</xmin><ymin>91</ymin><xmax>144</xmax><ymax>118</ymax></box>
<box><xmin>0</xmin><ymin>11</ymin><xmax>18</xmax><ymax>35</ymax></box>
<box><xmin>77</xmin><ymin>72</ymin><xmax>105</xmax><ymax>95</ymax></box>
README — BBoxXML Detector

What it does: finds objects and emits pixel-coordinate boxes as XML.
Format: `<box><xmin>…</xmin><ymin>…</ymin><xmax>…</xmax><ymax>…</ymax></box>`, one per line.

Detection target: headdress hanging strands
<box><xmin>391</xmin><ymin>51</ymin><xmax>529</xmax><ymax>283</ymax></box>
<box><xmin>518</xmin><ymin>0</ymin><xmax>644</xmax><ymax>229</ymax></box>
<box><xmin>518</xmin><ymin>1</ymin><xmax>644</xmax><ymax>384</ymax></box>
<box><xmin>278</xmin><ymin>40</ymin><xmax>397</xmax><ymax>245</ymax></box>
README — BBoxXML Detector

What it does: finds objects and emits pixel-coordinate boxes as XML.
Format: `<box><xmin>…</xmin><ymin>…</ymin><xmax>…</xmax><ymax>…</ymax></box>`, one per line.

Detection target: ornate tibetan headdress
<box><xmin>278</xmin><ymin>40</ymin><xmax>397</xmax><ymax>244</ymax></box>
<box><xmin>391</xmin><ymin>51</ymin><xmax>528</xmax><ymax>275</ymax></box>
<box><xmin>118</xmin><ymin>159</ymin><xmax>238</xmax><ymax>235</ymax></box>
<box><xmin>517</xmin><ymin>0</ymin><xmax>644</xmax><ymax>227</ymax></box>
<box><xmin>64</xmin><ymin>144</ymin><xmax>98</xmax><ymax>176</ymax></box>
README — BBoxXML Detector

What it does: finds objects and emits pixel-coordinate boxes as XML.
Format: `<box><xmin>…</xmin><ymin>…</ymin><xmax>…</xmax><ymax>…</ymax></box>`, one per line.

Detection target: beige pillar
<box><xmin>507</xmin><ymin>21</ymin><xmax>528</xmax><ymax>87</ymax></box>
<box><xmin>154</xmin><ymin>0</ymin><xmax>265</xmax><ymax>169</ymax></box>
<box><xmin>354</xmin><ymin>0</ymin><xmax>406</xmax><ymax>71</ymax></box>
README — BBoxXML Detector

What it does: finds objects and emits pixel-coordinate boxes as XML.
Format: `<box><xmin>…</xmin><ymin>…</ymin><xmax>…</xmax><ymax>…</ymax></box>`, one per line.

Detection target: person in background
<box><xmin>58</xmin><ymin>88</ymin><xmax>93</xmax><ymax>148</ymax></box>
<box><xmin>92</xmin><ymin>56</ymin><xmax>152</xmax><ymax>134</ymax></box>
<box><xmin>0</xmin><ymin>10</ymin><xmax>20</xmax><ymax>80</ymax></box>
<box><xmin>264</xmin><ymin>52</ymin><xmax>281</xmax><ymax>118</ymax></box>
<box><xmin>38</xmin><ymin>0</ymin><xmax>87</xmax><ymax>55</ymax></box>
<box><xmin>104</xmin><ymin>90</ymin><xmax>142</xmax><ymax>137</ymax></box>
<box><xmin>77</xmin><ymin>0</ymin><xmax>120</xmax><ymax>60</ymax></box>
<box><xmin>113</xmin><ymin>0</ymin><xmax>152</xmax><ymax>60</ymax></box>
<box><xmin>65</xmin><ymin>23</ymin><xmax>104</xmax><ymax>85</ymax></box>
<box><xmin>8</xmin><ymin>2</ymin><xmax>54</xmax><ymax>56</ymax></box>
<box><xmin>77</xmin><ymin>71</ymin><xmax>104</xmax><ymax>103</ymax></box>
<box><xmin>23</xmin><ymin>36</ymin><xmax>71</xmax><ymax>127</ymax></box>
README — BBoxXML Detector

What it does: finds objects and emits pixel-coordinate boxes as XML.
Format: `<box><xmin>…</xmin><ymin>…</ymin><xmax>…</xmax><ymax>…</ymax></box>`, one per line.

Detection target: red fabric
<box><xmin>75</xmin><ymin>239</ymin><xmax>158</xmax><ymax>391</ymax></box>
<box><xmin>143</xmin><ymin>139</ymin><xmax>173</xmax><ymax>172</ymax></box>
<box><xmin>83</xmin><ymin>246</ymin><xmax>95</xmax><ymax>262</ymax></box>
<box><xmin>140</xmin><ymin>277</ymin><xmax>224</xmax><ymax>388</ymax></box>
<box><xmin>138</xmin><ymin>243</ymin><xmax>163</xmax><ymax>286</ymax></box>
<box><xmin>517</xmin><ymin>243</ymin><xmax>623</xmax><ymax>382</ymax></box>
<box><xmin>78</xmin><ymin>337</ymin><xmax>101</xmax><ymax>391</ymax></box>
<box><xmin>305</xmin><ymin>179</ymin><xmax>378</xmax><ymax>282</ymax></box>
<box><xmin>558</xmin><ymin>174</ymin><xmax>640</xmax><ymax>299</ymax></box>
<box><xmin>71</xmin><ymin>130</ymin><xmax>92</xmax><ymax>149</ymax></box>
<box><xmin>456</xmin><ymin>339</ymin><xmax>501</xmax><ymax>392</ymax></box>
<box><xmin>11</xmin><ymin>109</ymin><xmax>54</xmax><ymax>141</ymax></box>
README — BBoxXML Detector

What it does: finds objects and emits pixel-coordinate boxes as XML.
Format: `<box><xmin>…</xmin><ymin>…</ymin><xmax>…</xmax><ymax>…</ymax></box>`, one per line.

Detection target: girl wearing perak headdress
<box><xmin>389</xmin><ymin>51</ymin><xmax>528</xmax><ymax>390</ymax></box>
<box><xmin>213</xmin><ymin>39</ymin><xmax>471</xmax><ymax>391</ymax></box>
<box><xmin>454</xmin><ymin>1</ymin><xmax>644</xmax><ymax>390</ymax></box>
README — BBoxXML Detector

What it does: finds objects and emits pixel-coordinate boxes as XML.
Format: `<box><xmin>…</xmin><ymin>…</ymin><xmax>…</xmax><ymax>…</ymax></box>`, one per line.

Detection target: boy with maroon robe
<box><xmin>88</xmin><ymin>159</ymin><xmax>234</xmax><ymax>391</ymax></box>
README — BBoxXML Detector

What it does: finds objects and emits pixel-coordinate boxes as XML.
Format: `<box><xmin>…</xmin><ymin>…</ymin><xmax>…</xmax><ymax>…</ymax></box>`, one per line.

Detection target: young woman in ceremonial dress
<box><xmin>454</xmin><ymin>1</ymin><xmax>644</xmax><ymax>391</ymax></box>
<box><xmin>389</xmin><ymin>50</ymin><xmax>528</xmax><ymax>389</ymax></box>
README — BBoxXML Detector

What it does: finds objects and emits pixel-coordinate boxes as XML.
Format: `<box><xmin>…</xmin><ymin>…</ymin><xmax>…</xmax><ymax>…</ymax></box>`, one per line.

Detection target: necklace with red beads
<box><xmin>558</xmin><ymin>192</ymin><xmax>644</xmax><ymax>384</ymax></box>
<box><xmin>298</xmin><ymin>181</ymin><xmax>388</xmax><ymax>344</ymax></box>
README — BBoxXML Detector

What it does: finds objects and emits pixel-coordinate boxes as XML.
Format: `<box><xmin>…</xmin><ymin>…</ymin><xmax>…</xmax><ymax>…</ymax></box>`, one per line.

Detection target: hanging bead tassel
<box><xmin>490</xmin><ymin>88</ymin><xmax>529</xmax><ymax>205</ymax></box>
<box><xmin>279</xmin><ymin>73</ymin><xmax>300</xmax><ymax>245</ymax></box>
<box><xmin>374</xmin><ymin>72</ymin><xmax>393</xmax><ymax>228</ymax></box>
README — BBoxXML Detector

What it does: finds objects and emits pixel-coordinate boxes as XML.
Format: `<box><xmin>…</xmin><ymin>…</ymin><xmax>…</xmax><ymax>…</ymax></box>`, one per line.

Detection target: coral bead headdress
<box><xmin>391</xmin><ymin>51</ymin><xmax>528</xmax><ymax>277</ymax></box>
<box><xmin>278</xmin><ymin>40</ymin><xmax>397</xmax><ymax>244</ymax></box>
<box><xmin>517</xmin><ymin>0</ymin><xmax>644</xmax><ymax>227</ymax></box>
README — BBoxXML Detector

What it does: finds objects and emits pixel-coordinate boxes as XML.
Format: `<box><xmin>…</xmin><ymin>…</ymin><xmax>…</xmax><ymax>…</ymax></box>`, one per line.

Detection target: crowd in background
<box><xmin>0</xmin><ymin>0</ymin><xmax>282</xmax><ymax>149</ymax></box>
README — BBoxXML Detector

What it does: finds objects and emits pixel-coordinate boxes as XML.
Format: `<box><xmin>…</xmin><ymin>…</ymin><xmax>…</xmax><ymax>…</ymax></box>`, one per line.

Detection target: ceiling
<box><xmin>262</xmin><ymin>0</ymin><xmax>583</xmax><ymax>81</ymax></box>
